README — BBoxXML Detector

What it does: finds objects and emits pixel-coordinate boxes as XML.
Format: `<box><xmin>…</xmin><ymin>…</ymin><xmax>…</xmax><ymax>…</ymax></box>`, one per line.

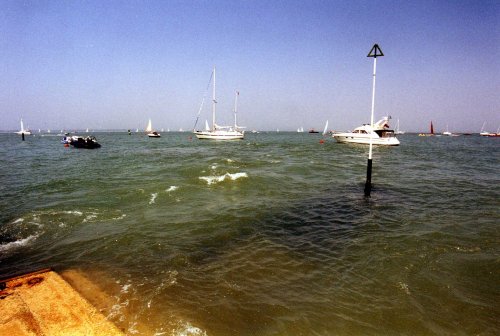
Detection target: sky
<box><xmin>0</xmin><ymin>0</ymin><xmax>499</xmax><ymax>132</ymax></box>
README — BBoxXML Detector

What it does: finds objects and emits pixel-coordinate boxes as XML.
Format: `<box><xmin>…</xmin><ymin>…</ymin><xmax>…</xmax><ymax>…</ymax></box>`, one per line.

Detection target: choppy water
<box><xmin>0</xmin><ymin>132</ymin><xmax>498</xmax><ymax>335</ymax></box>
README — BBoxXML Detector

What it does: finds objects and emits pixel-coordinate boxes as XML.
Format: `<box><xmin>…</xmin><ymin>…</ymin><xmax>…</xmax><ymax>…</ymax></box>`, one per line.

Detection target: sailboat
<box><xmin>442</xmin><ymin>125</ymin><xmax>452</xmax><ymax>136</ymax></box>
<box><xmin>193</xmin><ymin>67</ymin><xmax>244</xmax><ymax>140</ymax></box>
<box><xmin>146</xmin><ymin>118</ymin><xmax>161</xmax><ymax>137</ymax></box>
<box><xmin>322</xmin><ymin>120</ymin><xmax>329</xmax><ymax>135</ymax></box>
<box><xmin>419</xmin><ymin>121</ymin><xmax>435</xmax><ymax>136</ymax></box>
<box><xmin>395</xmin><ymin>119</ymin><xmax>405</xmax><ymax>134</ymax></box>
<box><xmin>15</xmin><ymin>118</ymin><xmax>31</xmax><ymax>135</ymax></box>
<box><xmin>480</xmin><ymin>122</ymin><xmax>489</xmax><ymax>136</ymax></box>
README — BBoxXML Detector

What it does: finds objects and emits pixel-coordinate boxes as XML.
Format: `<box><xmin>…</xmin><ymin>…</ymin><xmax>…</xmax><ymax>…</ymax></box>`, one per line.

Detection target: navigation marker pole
<box><xmin>364</xmin><ymin>44</ymin><xmax>384</xmax><ymax>197</ymax></box>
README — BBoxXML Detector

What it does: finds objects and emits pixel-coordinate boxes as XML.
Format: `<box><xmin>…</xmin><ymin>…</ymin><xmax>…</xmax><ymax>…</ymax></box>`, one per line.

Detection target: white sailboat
<box><xmin>395</xmin><ymin>119</ymin><xmax>405</xmax><ymax>134</ymax></box>
<box><xmin>194</xmin><ymin>67</ymin><xmax>244</xmax><ymax>140</ymax></box>
<box><xmin>480</xmin><ymin>122</ymin><xmax>489</xmax><ymax>136</ymax></box>
<box><xmin>442</xmin><ymin>125</ymin><xmax>452</xmax><ymax>136</ymax></box>
<box><xmin>146</xmin><ymin>118</ymin><xmax>161</xmax><ymax>137</ymax></box>
<box><xmin>15</xmin><ymin>118</ymin><xmax>31</xmax><ymax>135</ymax></box>
<box><xmin>322</xmin><ymin>120</ymin><xmax>329</xmax><ymax>135</ymax></box>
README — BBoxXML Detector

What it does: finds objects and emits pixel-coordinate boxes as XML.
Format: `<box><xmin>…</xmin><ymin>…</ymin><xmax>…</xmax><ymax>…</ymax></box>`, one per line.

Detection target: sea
<box><xmin>0</xmin><ymin>131</ymin><xmax>498</xmax><ymax>336</ymax></box>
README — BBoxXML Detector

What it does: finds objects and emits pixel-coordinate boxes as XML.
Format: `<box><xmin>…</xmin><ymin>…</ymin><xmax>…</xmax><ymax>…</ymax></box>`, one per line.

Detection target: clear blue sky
<box><xmin>1</xmin><ymin>0</ymin><xmax>498</xmax><ymax>132</ymax></box>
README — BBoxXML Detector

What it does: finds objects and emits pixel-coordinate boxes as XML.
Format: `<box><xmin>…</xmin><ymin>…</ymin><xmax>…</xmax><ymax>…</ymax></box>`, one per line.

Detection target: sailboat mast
<box><xmin>234</xmin><ymin>91</ymin><xmax>239</xmax><ymax>128</ymax></box>
<box><xmin>212</xmin><ymin>67</ymin><xmax>216</xmax><ymax>131</ymax></box>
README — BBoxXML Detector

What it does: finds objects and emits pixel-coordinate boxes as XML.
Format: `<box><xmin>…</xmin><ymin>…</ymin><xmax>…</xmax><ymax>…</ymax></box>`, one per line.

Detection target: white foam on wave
<box><xmin>82</xmin><ymin>214</ymin><xmax>98</xmax><ymax>223</ymax></box>
<box><xmin>61</xmin><ymin>210</ymin><xmax>83</xmax><ymax>216</ymax></box>
<box><xmin>166</xmin><ymin>186</ymin><xmax>178</xmax><ymax>192</ymax></box>
<box><xmin>121</xmin><ymin>283</ymin><xmax>132</xmax><ymax>294</ymax></box>
<box><xmin>199</xmin><ymin>172</ymin><xmax>248</xmax><ymax>185</ymax></box>
<box><xmin>174</xmin><ymin>322</ymin><xmax>207</xmax><ymax>336</ymax></box>
<box><xmin>111</xmin><ymin>214</ymin><xmax>127</xmax><ymax>221</ymax></box>
<box><xmin>0</xmin><ymin>234</ymin><xmax>38</xmax><ymax>252</ymax></box>
<box><xmin>13</xmin><ymin>218</ymin><xmax>24</xmax><ymax>224</ymax></box>
<box><xmin>149</xmin><ymin>193</ymin><xmax>158</xmax><ymax>204</ymax></box>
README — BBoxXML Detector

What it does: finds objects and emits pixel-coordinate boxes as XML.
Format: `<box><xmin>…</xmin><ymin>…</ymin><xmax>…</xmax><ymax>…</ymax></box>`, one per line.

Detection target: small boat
<box><xmin>15</xmin><ymin>118</ymin><xmax>32</xmax><ymax>135</ymax></box>
<box><xmin>486</xmin><ymin>127</ymin><xmax>500</xmax><ymax>137</ymax></box>
<box><xmin>308</xmin><ymin>129</ymin><xmax>319</xmax><ymax>133</ymax></box>
<box><xmin>418</xmin><ymin>121</ymin><xmax>435</xmax><ymax>136</ymax></box>
<box><xmin>395</xmin><ymin>119</ymin><xmax>405</xmax><ymax>134</ymax></box>
<box><xmin>148</xmin><ymin>131</ymin><xmax>161</xmax><ymax>138</ymax></box>
<box><xmin>442</xmin><ymin>125</ymin><xmax>453</xmax><ymax>136</ymax></box>
<box><xmin>480</xmin><ymin>122</ymin><xmax>490</xmax><ymax>136</ymax></box>
<box><xmin>322</xmin><ymin>120</ymin><xmax>329</xmax><ymax>135</ymax></box>
<box><xmin>63</xmin><ymin>135</ymin><xmax>101</xmax><ymax>149</ymax></box>
<box><xmin>333</xmin><ymin>116</ymin><xmax>400</xmax><ymax>146</ymax></box>
<box><xmin>193</xmin><ymin>68</ymin><xmax>244</xmax><ymax>140</ymax></box>
<box><xmin>146</xmin><ymin>119</ymin><xmax>161</xmax><ymax>137</ymax></box>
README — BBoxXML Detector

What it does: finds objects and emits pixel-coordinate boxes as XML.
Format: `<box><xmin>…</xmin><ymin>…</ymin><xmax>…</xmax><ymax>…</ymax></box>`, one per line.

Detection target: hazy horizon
<box><xmin>1</xmin><ymin>0</ymin><xmax>499</xmax><ymax>134</ymax></box>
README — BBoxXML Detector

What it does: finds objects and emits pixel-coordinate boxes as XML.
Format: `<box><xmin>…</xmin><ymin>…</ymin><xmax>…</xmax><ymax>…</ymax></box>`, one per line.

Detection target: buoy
<box><xmin>319</xmin><ymin>139</ymin><xmax>325</xmax><ymax>144</ymax></box>
<box><xmin>64</xmin><ymin>143</ymin><xmax>69</xmax><ymax>147</ymax></box>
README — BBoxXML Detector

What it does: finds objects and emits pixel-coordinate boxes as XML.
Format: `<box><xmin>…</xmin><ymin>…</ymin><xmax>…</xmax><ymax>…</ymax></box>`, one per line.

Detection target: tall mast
<box><xmin>212</xmin><ymin>67</ymin><xmax>216</xmax><ymax>131</ymax></box>
<box><xmin>234</xmin><ymin>91</ymin><xmax>239</xmax><ymax>128</ymax></box>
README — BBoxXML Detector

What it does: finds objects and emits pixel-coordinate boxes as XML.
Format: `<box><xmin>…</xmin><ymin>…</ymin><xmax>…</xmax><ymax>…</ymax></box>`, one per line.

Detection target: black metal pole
<box><xmin>364</xmin><ymin>158</ymin><xmax>372</xmax><ymax>196</ymax></box>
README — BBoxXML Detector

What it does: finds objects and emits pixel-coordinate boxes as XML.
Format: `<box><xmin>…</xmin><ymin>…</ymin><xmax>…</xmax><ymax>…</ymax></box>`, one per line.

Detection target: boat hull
<box><xmin>333</xmin><ymin>133</ymin><xmax>400</xmax><ymax>146</ymax></box>
<box><xmin>194</xmin><ymin>130</ymin><xmax>244</xmax><ymax>140</ymax></box>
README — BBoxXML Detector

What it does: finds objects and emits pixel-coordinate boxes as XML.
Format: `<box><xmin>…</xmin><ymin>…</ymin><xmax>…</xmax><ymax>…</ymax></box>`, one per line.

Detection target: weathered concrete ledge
<box><xmin>0</xmin><ymin>269</ymin><xmax>123</xmax><ymax>336</ymax></box>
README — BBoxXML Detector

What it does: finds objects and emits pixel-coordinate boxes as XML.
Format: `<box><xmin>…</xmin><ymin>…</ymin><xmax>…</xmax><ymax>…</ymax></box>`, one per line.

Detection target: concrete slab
<box><xmin>0</xmin><ymin>269</ymin><xmax>123</xmax><ymax>336</ymax></box>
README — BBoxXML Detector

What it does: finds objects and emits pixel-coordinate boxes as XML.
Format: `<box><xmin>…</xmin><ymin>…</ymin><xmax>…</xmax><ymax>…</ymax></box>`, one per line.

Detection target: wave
<box><xmin>149</xmin><ymin>193</ymin><xmax>158</xmax><ymax>204</ymax></box>
<box><xmin>172</xmin><ymin>322</ymin><xmax>207</xmax><ymax>336</ymax></box>
<box><xmin>166</xmin><ymin>186</ymin><xmax>178</xmax><ymax>192</ymax></box>
<box><xmin>199</xmin><ymin>172</ymin><xmax>248</xmax><ymax>185</ymax></box>
<box><xmin>0</xmin><ymin>234</ymin><xmax>38</xmax><ymax>252</ymax></box>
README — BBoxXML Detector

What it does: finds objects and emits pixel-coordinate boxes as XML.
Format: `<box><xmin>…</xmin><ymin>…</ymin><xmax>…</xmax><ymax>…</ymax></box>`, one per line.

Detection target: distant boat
<box><xmin>395</xmin><ymin>119</ymin><xmax>405</xmax><ymax>134</ymax></box>
<box><xmin>63</xmin><ymin>135</ymin><xmax>101</xmax><ymax>149</ymax></box>
<box><xmin>15</xmin><ymin>118</ymin><xmax>32</xmax><ymax>135</ymax></box>
<box><xmin>297</xmin><ymin>126</ymin><xmax>304</xmax><ymax>133</ymax></box>
<box><xmin>442</xmin><ymin>125</ymin><xmax>452</xmax><ymax>136</ymax></box>
<box><xmin>308</xmin><ymin>128</ymin><xmax>319</xmax><ymax>133</ymax></box>
<box><xmin>333</xmin><ymin>116</ymin><xmax>400</xmax><ymax>146</ymax></box>
<box><xmin>322</xmin><ymin>120</ymin><xmax>329</xmax><ymax>136</ymax></box>
<box><xmin>486</xmin><ymin>126</ymin><xmax>500</xmax><ymax>137</ymax></box>
<box><xmin>193</xmin><ymin>67</ymin><xmax>244</xmax><ymax>140</ymax></box>
<box><xmin>419</xmin><ymin>121</ymin><xmax>435</xmax><ymax>136</ymax></box>
<box><xmin>146</xmin><ymin>118</ymin><xmax>161</xmax><ymax>137</ymax></box>
<box><xmin>480</xmin><ymin>122</ymin><xmax>489</xmax><ymax>136</ymax></box>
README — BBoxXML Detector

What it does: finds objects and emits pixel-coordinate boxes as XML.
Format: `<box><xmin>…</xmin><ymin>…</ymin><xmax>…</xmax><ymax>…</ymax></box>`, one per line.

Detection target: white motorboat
<box><xmin>333</xmin><ymin>116</ymin><xmax>400</xmax><ymax>146</ymax></box>
<box><xmin>15</xmin><ymin>118</ymin><xmax>32</xmax><ymax>135</ymax></box>
<box><xmin>193</xmin><ymin>67</ymin><xmax>244</xmax><ymax>140</ymax></box>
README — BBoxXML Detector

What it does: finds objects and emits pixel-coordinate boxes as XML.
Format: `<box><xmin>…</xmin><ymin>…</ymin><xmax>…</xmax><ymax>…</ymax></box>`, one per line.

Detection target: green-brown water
<box><xmin>0</xmin><ymin>132</ymin><xmax>498</xmax><ymax>335</ymax></box>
